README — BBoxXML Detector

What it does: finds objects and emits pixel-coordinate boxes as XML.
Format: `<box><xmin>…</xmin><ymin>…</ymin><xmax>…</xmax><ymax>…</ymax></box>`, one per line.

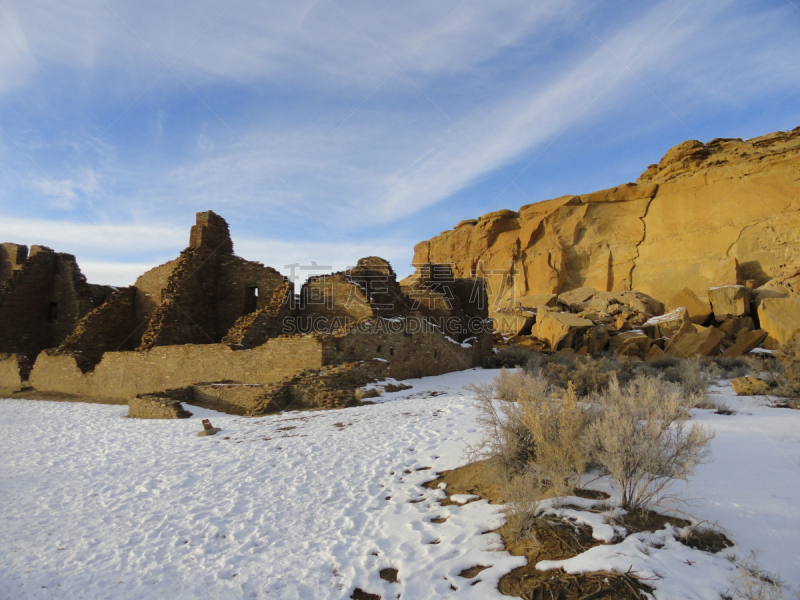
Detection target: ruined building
<box><xmin>0</xmin><ymin>211</ymin><xmax>491</xmax><ymax>415</ymax></box>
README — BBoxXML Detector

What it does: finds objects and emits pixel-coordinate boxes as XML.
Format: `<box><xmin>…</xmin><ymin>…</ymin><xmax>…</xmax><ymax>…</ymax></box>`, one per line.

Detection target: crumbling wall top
<box><xmin>189</xmin><ymin>210</ymin><xmax>233</xmax><ymax>254</ymax></box>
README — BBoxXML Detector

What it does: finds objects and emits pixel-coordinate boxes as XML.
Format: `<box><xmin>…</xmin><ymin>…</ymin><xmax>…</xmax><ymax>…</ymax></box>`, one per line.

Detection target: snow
<box><xmin>642</xmin><ymin>307</ymin><xmax>686</xmax><ymax>325</ymax></box>
<box><xmin>2</xmin><ymin>371</ymin><xmax>800</xmax><ymax>599</ymax></box>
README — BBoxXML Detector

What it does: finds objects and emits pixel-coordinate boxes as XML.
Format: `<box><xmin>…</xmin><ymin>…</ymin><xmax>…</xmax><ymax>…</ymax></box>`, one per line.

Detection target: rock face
<box><xmin>412</xmin><ymin>127</ymin><xmax>800</xmax><ymax>311</ymax></box>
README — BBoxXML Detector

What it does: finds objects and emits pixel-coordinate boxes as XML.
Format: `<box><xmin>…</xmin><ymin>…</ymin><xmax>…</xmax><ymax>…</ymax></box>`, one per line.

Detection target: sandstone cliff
<box><xmin>412</xmin><ymin>126</ymin><xmax>800</xmax><ymax>309</ymax></box>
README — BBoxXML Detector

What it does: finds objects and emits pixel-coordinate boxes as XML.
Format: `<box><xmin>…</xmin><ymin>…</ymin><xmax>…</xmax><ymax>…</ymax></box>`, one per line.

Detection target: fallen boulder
<box><xmin>666</xmin><ymin>287</ymin><xmax>713</xmax><ymax>325</ymax></box>
<box><xmin>709</xmin><ymin>285</ymin><xmax>751</xmax><ymax>321</ymax></box>
<box><xmin>531</xmin><ymin>310</ymin><xmax>594</xmax><ymax>351</ymax></box>
<box><xmin>757</xmin><ymin>297</ymin><xmax>800</xmax><ymax>349</ymax></box>
<box><xmin>609</xmin><ymin>330</ymin><xmax>650</xmax><ymax>358</ymax></box>
<box><xmin>721</xmin><ymin>329</ymin><xmax>768</xmax><ymax>358</ymax></box>
<box><xmin>641</xmin><ymin>307</ymin><xmax>690</xmax><ymax>339</ymax></box>
<box><xmin>664</xmin><ymin>322</ymin><xmax>726</xmax><ymax>358</ymax></box>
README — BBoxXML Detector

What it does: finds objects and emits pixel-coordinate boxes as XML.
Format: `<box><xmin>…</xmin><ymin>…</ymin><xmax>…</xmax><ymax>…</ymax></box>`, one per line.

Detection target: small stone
<box><xmin>198</xmin><ymin>427</ymin><xmax>222</xmax><ymax>437</ymax></box>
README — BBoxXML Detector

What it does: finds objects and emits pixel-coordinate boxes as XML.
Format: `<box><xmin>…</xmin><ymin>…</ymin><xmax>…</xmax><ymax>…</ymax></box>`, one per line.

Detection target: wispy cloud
<box><xmin>0</xmin><ymin>0</ymin><xmax>798</xmax><ymax>286</ymax></box>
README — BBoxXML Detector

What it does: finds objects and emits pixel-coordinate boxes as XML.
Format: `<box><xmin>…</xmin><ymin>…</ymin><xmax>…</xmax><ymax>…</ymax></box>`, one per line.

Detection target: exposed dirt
<box><xmin>350</xmin><ymin>588</ymin><xmax>380</xmax><ymax>600</ymax></box>
<box><xmin>425</xmin><ymin>461</ymin><xmax>652</xmax><ymax>599</ymax></box>
<box><xmin>378</xmin><ymin>568</ymin><xmax>398</xmax><ymax>583</ymax></box>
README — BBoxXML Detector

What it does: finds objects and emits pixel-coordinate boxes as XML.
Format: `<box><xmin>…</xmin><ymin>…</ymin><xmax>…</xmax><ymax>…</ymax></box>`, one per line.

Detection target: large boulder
<box><xmin>757</xmin><ymin>297</ymin><xmax>800</xmax><ymax>349</ymax></box>
<box><xmin>709</xmin><ymin>285</ymin><xmax>751</xmax><ymax>321</ymax></box>
<box><xmin>666</xmin><ymin>287</ymin><xmax>713</xmax><ymax>325</ymax></box>
<box><xmin>720</xmin><ymin>329</ymin><xmax>768</xmax><ymax>358</ymax></box>
<box><xmin>664</xmin><ymin>322</ymin><xmax>726</xmax><ymax>358</ymax></box>
<box><xmin>641</xmin><ymin>307</ymin><xmax>690</xmax><ymax>339</ymax></box>
<box><xmin>531</xmin><ymin>310</ymin><xmax>594</xmax><ymax>351</ymax></box>
<box><xmin>609</xmin><ymin>330</ymin><xmax>650</xmax><ymax>358</ymax></box>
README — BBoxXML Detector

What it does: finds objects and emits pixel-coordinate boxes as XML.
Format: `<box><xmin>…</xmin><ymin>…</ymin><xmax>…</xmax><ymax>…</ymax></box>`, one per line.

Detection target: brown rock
<box><xmin>666</xmin><ymin>288</ymin><xmax>712</xmax><ymax>325</ymax></box>
<box><xmin>731</xmin><ymin>376</ymin><xmax>770</xmax><ymax>396</ymax></box>
<box><xmin>757</xmin><ymin>297</ymin><xmax>800</xmax><ymax>349</ymax></box>
<box><xmin>531</xmin><ymin>311</ymin><xmax>594</xmax><ymax>351</ymax></box>
<box><xmin>646</xmin><ymin>344</ymin><xmax>665</xmax><ymax>360</ymax></box>
<box><xmin>709</xmin><ymin>285</ymin><xmax>751</xmax><ymax>321</ymax></box>
<box><xmin>641</xmin><ymin>307</ymin><xmax>690</xmax><ymax>339</ymax></box>
<box><xmin>720</xmin><ymin>329</ymin><xmax>768</xmax><ymax>358</ymax></box>
<box><xmin>664</xmin><ymin>322</ymin><xmax>726</xmax><ymax>358</ymax></box>
<box><xmin>609</xmin><ymin>331</ymin><xmax>650</xmax><ymax>358</ymax></box>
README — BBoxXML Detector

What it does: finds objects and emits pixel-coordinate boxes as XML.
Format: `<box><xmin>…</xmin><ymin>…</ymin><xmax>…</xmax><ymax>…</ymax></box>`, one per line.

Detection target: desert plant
<box><xmin>727</xmin><ymin>554</ymin><xmax>789</xmax><ymax>600</ymax></box>
<box><xmin>468</xmin><ymin>371</ymin><xmax>595</xmax><ymax>536</ymax></box>
<box><xmin>486</xmin><ymin>346</ymin><xmax>533</xmax><ymax>369</ymax></box>
<box><xmin>775</xmin><ymin>334</ymin><xmax>800</xmax><ymax>399</ymax></box>
<box><xmin>525</xmin><ymin>352</ymin><xmax>640</xmax><ymax>396</ymax></box>
<box><xmin>587</xmin><ymin>375</ymin><xmax>715</xmax><ymax>511</ymax></box>
<box><xmin>516</xmin><ymin>383</ymin><xmax>592</xmax><ymax>497</ymax></box>
<box><xmin>711</xmin><ymin>356</ymin><xmax>753</xmax><ymax>379</ymax></box>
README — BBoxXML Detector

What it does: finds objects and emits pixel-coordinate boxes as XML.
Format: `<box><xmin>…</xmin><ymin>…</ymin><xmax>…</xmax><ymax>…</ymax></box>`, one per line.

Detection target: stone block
<box><xmin>757</xmin><ymin>297</ymin><xmax>800</xmax><ymax>349</ymax></box>
<box><xmin>664</xmin><ymin>322</ymin><xmax>726</xmax><ymax>358</ymax></box>
<box><xmin>709</xmin><ymin>285</ymin><xmax>751</xmax><ymax>321</ymax></box>
<box><xmin>641</xmin><ymin>307</ymin><xmax>690</xmax><ymax>339</ymax></box>
<box><xmin>666</xmin><ymin>287</ymin><xmax>712</xmax><ymax>325</ymax></box>
<box><xmin>720</xmin><ymin>329</ymin><xmax>768</xmax><ymax>358</ymax></box>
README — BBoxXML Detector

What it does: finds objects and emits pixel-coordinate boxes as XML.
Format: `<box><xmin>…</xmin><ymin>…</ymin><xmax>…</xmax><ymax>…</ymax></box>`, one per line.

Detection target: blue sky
<box><xmin>1</xmin><ymin>0</ymin><xmax>799</xmax><ymax>286</ymax></box>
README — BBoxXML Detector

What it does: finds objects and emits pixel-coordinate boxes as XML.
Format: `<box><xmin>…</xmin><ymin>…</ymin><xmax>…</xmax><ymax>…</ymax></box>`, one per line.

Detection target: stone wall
<box><xmin>56</xmin><ymin>286</ymin><xmax>138</xmax><ymax>371</ymax></box>
<box><xmin>30</xmin><ymin>335</ymin><xmax>329</xmax><ymax>401</ymax></box>
<box><xmin>216</xmin><ymin>255</ymin><xmax>287</xmax><ymax>337</ymax></box>
<box><xmin>222</xmin><ymin>281</ymin><xmax>294</xmax><ymax>348</ymax></box>
<box><xmin>0</xmin><ymin>246</ymin><xmax>111</xmax><ymax>357</ymax></box>
<box><xmin>332</xmin><ymin>318</ymin><xmax>486</xmax><ymax>380</ymax></box>
<box><xmin>128</xmin><ymin>396</ymin><xmax>192</xmax><ymax>419</ymax></box>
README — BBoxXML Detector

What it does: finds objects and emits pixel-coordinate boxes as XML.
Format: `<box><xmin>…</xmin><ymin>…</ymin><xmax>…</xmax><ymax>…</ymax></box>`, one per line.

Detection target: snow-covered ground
<box><xmin>1</xmin><ymin>370</ymin><xmax>799</xmax><ymax>599</ymax></box>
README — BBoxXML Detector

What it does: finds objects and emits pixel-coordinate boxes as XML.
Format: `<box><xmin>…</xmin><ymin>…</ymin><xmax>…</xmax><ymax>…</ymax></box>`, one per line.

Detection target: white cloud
<box><xmin>0</xmin><ymin>11</ymin><xmax>36</xmax><ymax>93</ymax></box>
<box><xmin>0</xmin><ymin>214</ymin><xmax>416</xmax><ymax>286</ymax></box>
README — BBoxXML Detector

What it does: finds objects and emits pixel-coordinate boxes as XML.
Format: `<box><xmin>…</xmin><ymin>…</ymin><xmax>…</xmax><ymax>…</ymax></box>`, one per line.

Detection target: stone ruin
<box><xmin>0</xmin><ymin>211</ymin><xmax>492</xmax><ymax>418</ymax></box>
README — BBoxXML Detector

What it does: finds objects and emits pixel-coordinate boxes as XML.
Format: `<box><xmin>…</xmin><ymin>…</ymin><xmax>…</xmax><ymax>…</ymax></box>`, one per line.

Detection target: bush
<box><xmin>587</xmin><ymin>376</ymin><xmax>715</xmax><ymax>511</ymax></box>
<box><xmin>486</xmin><ymin>346</ymin><xmax>533</xmax><ymax>369</ymax></box>
<box><xmin>775</xmin><ymin>335</ymin><xmax>800</xmax><ymax>399</ymax></box>
<box><xmin>525</xmin><ymin>352</ymin><xmax>639</xmax><ymax>396</ymax></box>
<box><xmin>468</xmin><ymin>371</ymin><xmax>595</xmax><ymax>536</ymax></box>
<box><xmin>525</xmin><ymin>352</ymin><xmax>714</xmax><ymax>399</ymax></box>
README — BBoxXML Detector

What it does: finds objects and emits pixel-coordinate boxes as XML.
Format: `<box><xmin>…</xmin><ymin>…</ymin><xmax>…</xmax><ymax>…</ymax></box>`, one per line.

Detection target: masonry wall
<box><xmin>56</xmin><ymin>286</ymin><xmax>139</xmax><ymax>371</ymax></box>
<box><xmin>0</xmin><ymin>354</ymin><xmax>25</xmax><ymax>391</ymax></box>
<box><xmin>139</xmin><ymin>248</ymin><xmax>222</xmax><ymax>348</ymax></box>
<box><xmin>128</xmin><ymin>396</ymin><xmax>192</xmax><ymax>419</ymax></box>
<box><xmin>30</xmin><ymin>335</ymin><xmax>327</xmax><ymax>401</ymax></box>
<box><xmin>133</xmin><ymin>258</ymin><xmax>180</xmax><ymax>328</ymax></box>
<box><xmin>332</xmin><ymin>319</ymin><xmax>481</xmax><ymax>380</ymax></box>
<box><xmin>0</xmin><ymin>243</ymin><xmax>28</xmax><ymax>285</ymax></box>
<box><xmin>216</xmin><ymin>255</ymin><xmax>287</xmax><ymax>337</ymax></box>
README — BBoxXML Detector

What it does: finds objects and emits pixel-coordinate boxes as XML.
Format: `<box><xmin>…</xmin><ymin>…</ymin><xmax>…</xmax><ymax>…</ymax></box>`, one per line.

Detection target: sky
<box><xmin>1</xmin><ymin>0</ymin><xmax>799</xmax><ymax>286</ymax></box>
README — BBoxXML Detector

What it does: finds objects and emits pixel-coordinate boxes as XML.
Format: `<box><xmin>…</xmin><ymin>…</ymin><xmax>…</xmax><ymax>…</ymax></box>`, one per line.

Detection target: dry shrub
<box><xmin>775</xmin><ymin>335</ymin><xmax>800</xmax><ymax>400</ymax></box>
<box><xmin>726</xmin><ymin>554</ymin><xmax>790</xmax><ymax>600</ymax></box>
<box><xmin>525</xmin><ymin>352</ymin><xmax>639</xmax><ymax>396</ymax></box>
<box><xmin>711</xmin><ymin>356</ymin><xmax>753</xmax><ymax>379</ymax></box>
<box><xmin>526</xmin><ymin>352</ymin><xmax>718</xmax><ymax>400</ymax></box>
<box><xmin>468</xmin><ymin>371</ymin><xmax>595</xmax><ymax>537</ymax></box>
<box><xmin>486</xmin><ymin>346</ymin><xmax>533</xmax><ymax>369</ymax></box>
<box><xmin>588</xmin><ymin>376</ymin><xmax>715</xmax><ymax>511</ymax></box>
